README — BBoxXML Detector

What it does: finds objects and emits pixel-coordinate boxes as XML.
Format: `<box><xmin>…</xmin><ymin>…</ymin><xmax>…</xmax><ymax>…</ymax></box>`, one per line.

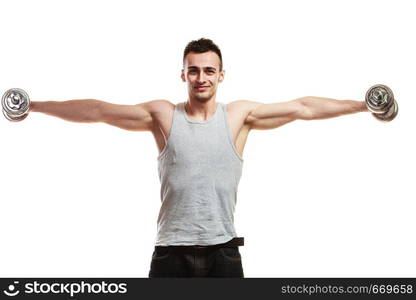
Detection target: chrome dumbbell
<box><xmin>365</xmin><ymin>84</ymin><xmax>398</xmax><ymax>122</ymax></box>
<box><xmin>1</xmin><ymin>88</ymin><xmax>31</xmax><ymax>121</ymax></box>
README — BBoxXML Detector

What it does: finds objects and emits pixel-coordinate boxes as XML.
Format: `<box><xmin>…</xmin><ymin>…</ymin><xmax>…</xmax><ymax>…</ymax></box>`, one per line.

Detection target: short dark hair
<box><xmin>183</xmin><ymin>38</ymin><xmax>223</xmax><ymax>71</ymax></box>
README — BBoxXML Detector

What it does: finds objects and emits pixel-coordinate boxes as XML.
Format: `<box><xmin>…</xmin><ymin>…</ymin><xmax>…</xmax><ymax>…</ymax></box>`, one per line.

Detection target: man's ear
<box><xmin>181</xmin><ymin>69</ymin><xmax>186</xmax><ymax>82</ymax></box>
<box><xmin>218</xmin><ymin>69</ymin><xmax>225</xmax><ymax>83</ymax></box>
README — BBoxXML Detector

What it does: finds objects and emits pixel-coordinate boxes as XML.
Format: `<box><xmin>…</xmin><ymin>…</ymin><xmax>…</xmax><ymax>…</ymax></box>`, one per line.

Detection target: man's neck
<box><xmin>184</xmin><ymin>97</ymin><xmax>218</xmax><ymax>121</ymax></box>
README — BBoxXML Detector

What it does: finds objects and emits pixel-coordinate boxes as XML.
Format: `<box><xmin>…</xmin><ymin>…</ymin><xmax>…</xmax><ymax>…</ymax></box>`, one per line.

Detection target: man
<box><xmin>29</xmin><ymin>38</ymin><xmax>368</xmax><ymax>277</ymax></box>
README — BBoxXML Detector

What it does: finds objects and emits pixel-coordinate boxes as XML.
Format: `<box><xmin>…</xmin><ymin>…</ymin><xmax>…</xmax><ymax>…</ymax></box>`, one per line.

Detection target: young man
<box><xmin>29</xmin><ymin>38</ymin><xmax>368</xmax><ymax>277</ymax></box>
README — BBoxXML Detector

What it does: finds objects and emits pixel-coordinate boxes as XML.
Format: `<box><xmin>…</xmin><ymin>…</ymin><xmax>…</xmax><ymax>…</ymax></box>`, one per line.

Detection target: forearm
<box><xmin>300</xmin><ymin>96</ymin><xmax>368</xmax><ymax>120</ymax></box>
<box><xmin>30</xmin><ymin>99</ymin><xmax>103</xmax><ymax>123</ymax></box>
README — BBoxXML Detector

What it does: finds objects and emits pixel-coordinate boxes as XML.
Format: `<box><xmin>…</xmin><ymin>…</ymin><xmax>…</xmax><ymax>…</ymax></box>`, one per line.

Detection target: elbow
<box><xmin>88</xmin><ymin>99</ymin><xmax>104</xmax><ymax>122</ymax></box>
<box><xmin>297</xmin><ymin>97</ymin><xmax>315</xmax><ymax>120</ymax></box>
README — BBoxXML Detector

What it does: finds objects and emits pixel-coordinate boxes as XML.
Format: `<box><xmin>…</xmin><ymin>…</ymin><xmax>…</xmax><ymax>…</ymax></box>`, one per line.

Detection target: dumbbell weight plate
<box><xmin>2</xmin><ymin>109</ymin><xmax>29</xmax><ymax>122</ymax></box>
<box><xmin>1</xmin><ymin>88</ymin><xmax>30</xmax><ymax>116</ymax></box>
<box><xmin>365</xmin><ymin>84</ymin><xmax>395</xmax><ymax>114</ymax></box>
<box><xmin>372</xmin><ymin>99</ymin><xmax>398</xmax><ymax>122</ymax></box>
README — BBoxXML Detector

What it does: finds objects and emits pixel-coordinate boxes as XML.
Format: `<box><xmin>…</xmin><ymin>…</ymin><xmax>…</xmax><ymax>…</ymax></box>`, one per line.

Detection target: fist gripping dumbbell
<box><xmin>365</xmin><ymin>84</ymin><xmax>398</xmax><ymax>122</ymax></box>
<box><xmin>1</xmin><ymin>88</ymin><xmax>30</xmax><ymax>121</ymax></box>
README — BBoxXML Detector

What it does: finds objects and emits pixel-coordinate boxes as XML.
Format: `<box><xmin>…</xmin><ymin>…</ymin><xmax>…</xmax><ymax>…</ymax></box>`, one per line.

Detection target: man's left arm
<box><xmin>243</xmin><ymin>97</ymin><xmax>369</xmax><ymax>130</ymax></box>
<box><xmin>298</xmin><ymin>96</ymin><xmax>368</xmax><ymax>120</ymax></box>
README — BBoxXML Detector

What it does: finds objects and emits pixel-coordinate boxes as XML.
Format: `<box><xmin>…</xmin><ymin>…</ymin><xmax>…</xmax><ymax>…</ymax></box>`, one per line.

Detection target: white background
<box><xmin>0</xmin><ymin>0</ymin><xmax>415</xmax><ymax>278</ymax></box>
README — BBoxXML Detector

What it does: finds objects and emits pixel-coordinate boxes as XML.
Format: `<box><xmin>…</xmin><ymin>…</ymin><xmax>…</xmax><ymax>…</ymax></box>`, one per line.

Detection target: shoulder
<box><xmin>226</xmin><ymin>100</ymin><xmax>263</xmax><ymax>113</ymax></box>
<box><xmin>143</xmin><ymin>99</ymin><xmax>175</xmax><ymax>111</ymax></box>
<box><xmin>225</xmin><ymin>100</ymin><xmax>264</xmax><ymax>123</ymax></box>
<box><xmin>141</xmin><ymin>99</ymin><xmax>176</xmax><ymax>116</ymax></box>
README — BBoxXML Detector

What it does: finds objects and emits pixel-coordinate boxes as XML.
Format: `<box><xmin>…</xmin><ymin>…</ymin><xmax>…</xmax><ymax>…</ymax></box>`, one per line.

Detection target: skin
<box><xmin>30</xmin><ymin>50</ymin><xmax>368</xmax><ymax>159</ymax></box>
<box><xmin>181</xmin><ymin>51</ymin><xmax>224</xmax><ymax>119</ymax></box>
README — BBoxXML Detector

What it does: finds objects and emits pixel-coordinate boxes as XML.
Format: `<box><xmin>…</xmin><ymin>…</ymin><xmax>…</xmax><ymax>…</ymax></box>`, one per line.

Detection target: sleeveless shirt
<box><xmin>155</xmin><ymin>102</ymin><xmax>244</xmax><ymax>246</ymax></box>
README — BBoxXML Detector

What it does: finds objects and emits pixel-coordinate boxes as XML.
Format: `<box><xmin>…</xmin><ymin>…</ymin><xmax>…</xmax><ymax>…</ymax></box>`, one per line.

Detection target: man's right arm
<box><xmin>30</xmin><ymin>99</ymin><xmax>171</xmax><ymax>131</ymax></box>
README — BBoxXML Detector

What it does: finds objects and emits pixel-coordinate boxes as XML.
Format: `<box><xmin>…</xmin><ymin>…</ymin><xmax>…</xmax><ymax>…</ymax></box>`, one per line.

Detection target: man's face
<box><xmin>181</xmin><ymin>51</ymin><xmax>224</xmax><ymax>102</ymax></box>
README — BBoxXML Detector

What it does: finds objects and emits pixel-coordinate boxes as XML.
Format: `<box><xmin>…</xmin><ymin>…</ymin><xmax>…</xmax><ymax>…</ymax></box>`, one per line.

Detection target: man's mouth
<box><xmin>195</xmin><ymin>86</ymin><xmax>209</xmax><ymax>91</ymax></box>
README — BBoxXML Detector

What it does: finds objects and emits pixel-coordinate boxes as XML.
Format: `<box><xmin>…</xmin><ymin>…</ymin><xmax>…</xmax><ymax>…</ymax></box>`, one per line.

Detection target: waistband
<box><xmin>155</xmin><ymin>237</ymin><xmax>244</xmax><ymax>250</ymax></box>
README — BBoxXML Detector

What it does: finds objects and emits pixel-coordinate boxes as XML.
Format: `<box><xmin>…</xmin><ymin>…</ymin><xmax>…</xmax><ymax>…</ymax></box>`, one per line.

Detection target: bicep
<box><xmin>100</xmin><ymin>99</ymin><xmax>170</xmax><ymax>131</ymax></box>
<box><xmin>244</xmin><ymin>98</ymin><xmax>310</xmax><ymax>130</ymax></box>
<box><xmin>248</xmin><ymin>115</ymin><xmax>297</xmax><ymax>130</ymax></box>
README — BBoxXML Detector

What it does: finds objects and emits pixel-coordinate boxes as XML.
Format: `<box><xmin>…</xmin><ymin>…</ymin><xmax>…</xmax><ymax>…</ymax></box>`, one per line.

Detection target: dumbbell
<box><xmin>1</xmin><ymin>88</ymin><xmax>30</xmax><ymax>121</ymax></box>
<box><xmin>365</xmin><ymin>84</ymin><xmax>398</xmax><ymax>122</ymax></box>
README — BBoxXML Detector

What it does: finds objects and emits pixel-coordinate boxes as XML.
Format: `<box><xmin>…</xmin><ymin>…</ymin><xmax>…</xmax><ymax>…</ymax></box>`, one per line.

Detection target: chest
<box><xmin>151</xmin><ymin>103</ymin><xmax>250</xmax><ymax>158</ymax></box>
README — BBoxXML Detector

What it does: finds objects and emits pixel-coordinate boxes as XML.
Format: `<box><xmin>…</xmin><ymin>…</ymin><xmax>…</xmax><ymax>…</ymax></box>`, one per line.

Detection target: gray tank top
<box><xmin>155</xmin><ymin>102</ymin><xmax>244</xmax><ymax>246</ymax></box>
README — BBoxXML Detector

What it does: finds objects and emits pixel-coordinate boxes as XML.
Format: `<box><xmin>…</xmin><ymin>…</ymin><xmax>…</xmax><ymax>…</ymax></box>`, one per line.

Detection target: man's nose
<box><xmin>196</xmin><ymin>71</ymin><xmax>207</xmax><ymax>83</ymax></box>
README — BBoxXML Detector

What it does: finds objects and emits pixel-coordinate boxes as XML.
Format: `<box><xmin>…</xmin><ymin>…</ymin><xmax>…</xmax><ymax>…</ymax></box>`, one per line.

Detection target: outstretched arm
<box><xmin>30</xmin><ymin>99</ymin><xmax>172</xmax><ymax>131</ymax></box>
<box><xmin>297</xmin><ymin>96</ymin><xmax>368</xmax><ymax>120</ymax></box>
<box><xmin>242</xmin><ymin>97</ymin><xmax>369</xmax><ymax>130</ymax></box>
